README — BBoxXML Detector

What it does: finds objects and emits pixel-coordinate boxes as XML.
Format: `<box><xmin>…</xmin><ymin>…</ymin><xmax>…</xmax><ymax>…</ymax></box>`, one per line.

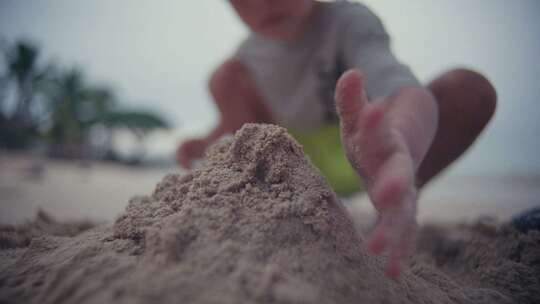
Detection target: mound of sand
<box><xmin>0</xmin><ymin>124</ymin><xmax>536</xmax><ymax>303</ymax></box>
<box><xmin>416</xmin><ymin>219</ymin><xmax>540</xmax><ymax>303</ymax></box>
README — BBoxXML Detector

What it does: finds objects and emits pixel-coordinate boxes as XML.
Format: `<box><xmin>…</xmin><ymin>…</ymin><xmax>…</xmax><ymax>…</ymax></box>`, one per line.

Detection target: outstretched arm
<box><xmin>177</xmin><ymin>58</ymin><xmax>274</xmax><ymax>168</ymax></box>
<box><xmin>337</xmin><ymin>6</ymin><xmax>440</xmax><ymax>277</ymax></box>
<box><xmin>335</xmin><ymin>69</ymin><xmax>438</xmax><ymax>277</ymax></box>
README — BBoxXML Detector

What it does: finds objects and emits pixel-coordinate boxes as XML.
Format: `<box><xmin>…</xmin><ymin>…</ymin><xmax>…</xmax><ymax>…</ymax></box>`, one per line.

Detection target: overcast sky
<box><xmin>1</xmin><ymin>0</ymin><xmax>539</xmax><ymax>176</ymax></box>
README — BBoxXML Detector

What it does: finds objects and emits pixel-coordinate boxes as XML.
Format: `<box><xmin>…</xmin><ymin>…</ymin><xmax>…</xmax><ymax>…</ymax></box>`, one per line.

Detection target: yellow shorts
<box><xmin>289</xmin><ymin>124</ymin><xmax>363</xmax><ymax>196</ymax></box>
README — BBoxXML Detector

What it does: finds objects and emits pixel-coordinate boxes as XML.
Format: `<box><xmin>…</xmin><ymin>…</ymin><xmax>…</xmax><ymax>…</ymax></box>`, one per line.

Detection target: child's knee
<box><xmin>433</xmin><ymin>68</ymin><xmax>497</xmax><ymax>124</ymax></box>
<box><xmin>447</xmin><ymin>69</ymin><xmax>497</xmax><ymax>117</ymax></box>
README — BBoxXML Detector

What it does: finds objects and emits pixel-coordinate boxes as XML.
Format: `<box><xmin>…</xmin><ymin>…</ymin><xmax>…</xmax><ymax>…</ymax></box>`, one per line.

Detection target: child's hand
<box><xmin>177</xmin><ymin>138</ymin><xmax>208</xmax><ymax>169</ymax></box>
<box><xmin>335</xmin><ymin>69</ymin><xmax>422</xmax><ymax>278</ymax></box>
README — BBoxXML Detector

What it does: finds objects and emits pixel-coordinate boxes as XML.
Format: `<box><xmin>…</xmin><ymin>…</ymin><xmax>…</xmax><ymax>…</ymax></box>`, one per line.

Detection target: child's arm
<box><xmin>334</xmin><ymin>6</ymin><xmax>440</xmax><ymax>277</ymax></box>
<box><xmin>177</xmin><ymin>58</ymin><xmax>274</xmax><ymax>168</ymax></box>
<box><xmin>336</xmin><ymin>70</ymin><xmax>438</xmax><ymax>278</ymax></box>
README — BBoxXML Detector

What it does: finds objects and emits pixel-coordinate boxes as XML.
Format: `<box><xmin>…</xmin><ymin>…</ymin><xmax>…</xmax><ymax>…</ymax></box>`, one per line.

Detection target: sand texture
<box><xmin>416</xmin><ymin>219</ymin><xmax>540</xmax><ymax>303</ymax></box>
<box><xmin>0</xmin><ymin>124</ymin><xmax>537</xmax><ymax>303</ymax></box>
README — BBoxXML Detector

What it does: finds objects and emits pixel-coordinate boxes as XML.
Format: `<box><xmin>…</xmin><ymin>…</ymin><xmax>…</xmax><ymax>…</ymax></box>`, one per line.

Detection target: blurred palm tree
<box><xmin>0</xmin><ymin>39</ymin><xmax>52</xmax><ymax>148</ymax></box>
<box><xmin>101</xmin><ymin>110</ymin><xmax>170</xmax><ymax>163</ymax></box>
<box><xmin>1</xmin><ymin>38</ymin><xmax>171</xmax><ymax>162</ymax></box>
<box><xmin>45</xmin><ymin>68</ymin><xmax>170</xmax><ymax>161</ymax></box>
<box><xmin>45</xmin><ymin>68</ymin><xmax>102</xmax><ymax>154</ymax></box>
<box><xmin>1</xmin><ymin>39</ymin><xmax>51</xmax><ymax>125</ymax></box>
<box><xmin>0</xmin><ymin>73</ymin><xmax>7</xmax><ymax>119</ymax></box>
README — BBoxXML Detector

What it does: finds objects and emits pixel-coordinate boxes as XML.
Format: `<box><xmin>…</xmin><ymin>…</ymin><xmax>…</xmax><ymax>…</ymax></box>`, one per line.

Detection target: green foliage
<box><xmin>0</xmin><ymin>38</ymin><xmax>171</xmax><ymax>160</ymax></box>
<box><xmin>44</xmin><ymin>68</ymin><xmax>115</xmax><ymax>145</ymax></box>
<box><xmin>0</xmin><ymin>119</ymin><xmax>38</xmax><ymax>149</ymax></box>
<box><xmin>102</xmin><ymin>110</ymin><xmax>170</xmax><ymax>137</ymax></box>
<box><xmin>4</xmin><ymin>40</ymin><xmax>39</xmax><ymax>84</ymax></box>
<box><xmin>0</xmin><ymin>39</ymin><xmax>51</xmax><ymax>148</ymax></box>
<box><xmin>1</xmin><ymin>39</ymin><xmax>52</xmax><ymax>120</ymax></box>
<box><xmin>43</xmin><ymin>68</ymin><xmax>170</xmax><ymax>158</ymax></box>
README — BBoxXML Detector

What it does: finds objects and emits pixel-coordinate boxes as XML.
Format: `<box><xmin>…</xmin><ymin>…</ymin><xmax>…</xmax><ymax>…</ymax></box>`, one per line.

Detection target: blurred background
<box><xmin>1</xmin><ymin>0</ymin><xmax>539</xmax><ymax>225</ymax></box>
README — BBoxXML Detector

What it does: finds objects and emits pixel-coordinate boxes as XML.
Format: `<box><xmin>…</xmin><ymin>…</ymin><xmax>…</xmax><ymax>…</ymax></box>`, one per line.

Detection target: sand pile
<box><xmin>416</xmin><ymin>219</ymin><xmax>540</xmax><ymax>303</ymax></box>
<box><xmin>0</xmin><ymin>124</ymin><xmax>533</xmax><ymax>303</ymax></box>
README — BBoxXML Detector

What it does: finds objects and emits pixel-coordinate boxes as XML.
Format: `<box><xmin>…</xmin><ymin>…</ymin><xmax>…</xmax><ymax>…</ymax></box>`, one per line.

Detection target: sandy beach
<box><xmin>1</xmin><ymin>149</ymin><xmax>538</xmax><ymax>226</ymax></box>
<box><xmin>0</xmin><ymin>153</ymin><xmax>173</xmax><ymax>225</ymax></box>
<box><xmin>1</xmin><ymin>124</ymin><xmax>538</xmax><ymax>304</ymax></box>
<box><xmin>2</xmin><ymin>1</ymin><xmax>539</xmax><ymax>302</ymax></box>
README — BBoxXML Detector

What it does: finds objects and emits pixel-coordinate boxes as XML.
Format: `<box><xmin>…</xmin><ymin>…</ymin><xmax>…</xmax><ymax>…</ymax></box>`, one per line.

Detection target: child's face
<box><xmin>229</xmin><ymin>0</ymin><xmax>316</xmax><ymax>40</ymax></box>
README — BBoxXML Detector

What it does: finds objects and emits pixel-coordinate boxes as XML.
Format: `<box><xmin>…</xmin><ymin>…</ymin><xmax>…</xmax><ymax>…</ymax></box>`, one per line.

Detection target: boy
<box><xmin>177</xmin><ymin>0</ymin><xmax>496</xmax><ymax>277</ymax></box>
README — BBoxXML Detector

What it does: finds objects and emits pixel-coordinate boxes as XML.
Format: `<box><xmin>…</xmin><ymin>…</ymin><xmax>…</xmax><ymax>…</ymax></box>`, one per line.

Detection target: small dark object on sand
<box><xmin>512</xmin><ymin>207</ymin><xmax>540</xmax><ymax>233</ymax></box>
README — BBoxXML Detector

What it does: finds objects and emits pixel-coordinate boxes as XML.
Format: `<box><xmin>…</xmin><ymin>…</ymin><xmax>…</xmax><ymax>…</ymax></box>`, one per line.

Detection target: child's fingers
<box><xmin>359</xmin><ymin>103</ymin><xmax>386</xmax><ymax>132</ymax></box>
<box><xmin>370</xmin><ymin>153</ymin><xmax>415</xmax><ymax>211</ymax></box>
<box><xmin>177</xmin><ymin>140</ymin><xmax>201</xmax><ymax>169</ymax></box>
<box><xmin>335</xmin><ymin>69</ymin><xmax>369</xmax><ymax>134</ymax></box>
<box><xmin>385</xmin><ymin>242</ymin><xmax>407</xmax><ymax>278</ymax></box>
<box><xmin>385</xmin><ymin>214</ymin><xmax>417</xmax><ymax>278</ymax></box>
<box><xmin>367</xmin><ymin>208</ymin><xmax>401</xmax><ymax>255</ymax></box>
<box><xmin>368</xmin><ymin>212</ymin><xmax>415</xmax><ymax>278</ymax></box>
<box><xmin>367</xmin><ymin>219</ymin><xmax>388</xmax><ymax>255</ymax></box>
<box><xmin>367</xmin><ymin>190</ymin><xmax>417</xmax><ymax>278</ymax></box>
<box><xmin>177</xmin><ymin>146</ymin><xmax>191</xmax><ymax>169</ymax></box>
